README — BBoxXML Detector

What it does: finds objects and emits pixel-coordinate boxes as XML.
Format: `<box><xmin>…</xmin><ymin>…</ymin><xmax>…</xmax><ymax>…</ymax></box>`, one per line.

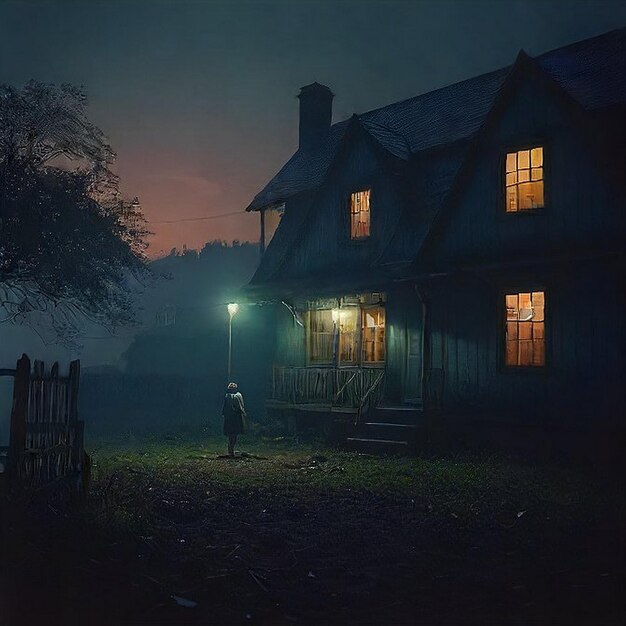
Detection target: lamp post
<box><xmin>227</xmin><ymin>303</ymin><xmax>239</xmax><ymax>380</ymax></box>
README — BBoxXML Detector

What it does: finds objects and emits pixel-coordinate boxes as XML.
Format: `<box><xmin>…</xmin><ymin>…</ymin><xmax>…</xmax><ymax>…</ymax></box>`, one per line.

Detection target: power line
<box><xmin>148</xmin><ymin>210</ymin><xmax>248</xmax><ymax>224</ymax></box>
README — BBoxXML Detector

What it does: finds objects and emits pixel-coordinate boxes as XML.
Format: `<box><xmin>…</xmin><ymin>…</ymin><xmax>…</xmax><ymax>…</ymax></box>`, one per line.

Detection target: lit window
<box><xmin>335</xmin><ymin>308</ymin><xmax>359</xmax><ymax>364</ymax></box>
<box><xmin>505</xmin><ymin>292</ymin><xmax>545</xmax><ymax>367</ymax></box>
<box><xmin>362</xmin><ymin>306</ymin><xmax>386</xmax><ymax>362</ymax></box>
<box><xmin>350</xmin><ymin>189</ymin><xmax>371</xmax><ymax>239</ymax></box>
<box><xmin>307</xmin><ymin>294</ymin><xmax>386</xmax><ymax>365</ymax></box>
<box><xmin>505</xmin><ymin>147</ymin><xmax>544</xmax><ymax>212</ymax></box>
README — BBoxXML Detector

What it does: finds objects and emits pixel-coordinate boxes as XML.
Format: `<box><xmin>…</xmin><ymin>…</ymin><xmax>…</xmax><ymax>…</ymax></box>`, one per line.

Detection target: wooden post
<box><xmin>68</xmin><ymin>360</ymin><xmax>80</xmax><ymax>423</ymax></box>
<box><xmin>7</xmin><ymin>354</ymin><xmax>30</xmax><ymax>480</ymax></box>
<box><xmin>68</xmin><ymin>360</ymin><xmax>83</xmax><ymax>474</ymax></box>
<box><xmin>260</xmin><ymin>209</ymin><xmax>266</xmax><ymax>257</ymax></box>
<box><xmin>72</xmin><ymin>421</ymin><xmax>85</xmax><ymax>472</ymax></box>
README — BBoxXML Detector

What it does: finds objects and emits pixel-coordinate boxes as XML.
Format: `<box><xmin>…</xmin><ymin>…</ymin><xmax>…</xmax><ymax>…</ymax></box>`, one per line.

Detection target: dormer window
<box><xmin>350</xmin><ymin>189</ymin><xmax>371</xmax><ymax>239</ymax></box>
<box><xmin>505</xmin><ymin>147</ymin><xmax>544</xmax><ymax>212</ymax></box>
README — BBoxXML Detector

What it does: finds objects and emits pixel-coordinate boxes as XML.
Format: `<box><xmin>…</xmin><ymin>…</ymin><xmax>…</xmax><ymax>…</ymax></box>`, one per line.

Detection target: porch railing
<box><xmin>270</xmin><ymin>366</ymin><xmax>385</xmax><ymax>409</ymax></box>
<box><xmin>355</xmin><ymin>369</ymin><xmax>386</xmax><ymax>426</ymax></box>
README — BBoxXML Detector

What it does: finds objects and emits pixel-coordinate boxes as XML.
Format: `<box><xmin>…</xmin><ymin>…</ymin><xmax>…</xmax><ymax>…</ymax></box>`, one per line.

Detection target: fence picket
<box><xmin>6</xmin><ymin>355</ymin><xmax>86</xmax><ymax>492</ymax></box>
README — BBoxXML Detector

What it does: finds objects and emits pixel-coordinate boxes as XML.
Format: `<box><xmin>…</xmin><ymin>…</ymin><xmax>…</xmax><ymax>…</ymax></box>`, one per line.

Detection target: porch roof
<box><xmin>241</xmin><ymin>268</ymin><xmax>392</xmax><ymax>303</ymax></box>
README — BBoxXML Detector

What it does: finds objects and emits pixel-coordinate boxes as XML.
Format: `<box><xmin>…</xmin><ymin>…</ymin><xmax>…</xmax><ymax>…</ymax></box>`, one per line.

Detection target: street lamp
<box><xmin>227</xmin><ymin>303</ymin><xmax>239</xmax><ymax>380</ymax></box>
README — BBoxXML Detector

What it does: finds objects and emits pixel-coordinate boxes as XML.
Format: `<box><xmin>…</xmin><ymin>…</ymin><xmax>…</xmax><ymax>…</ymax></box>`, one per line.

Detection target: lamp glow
<box><xmin>228</xmin><ymin>302</ymin><xmax>239</xmax><ymax>318</ymax></box>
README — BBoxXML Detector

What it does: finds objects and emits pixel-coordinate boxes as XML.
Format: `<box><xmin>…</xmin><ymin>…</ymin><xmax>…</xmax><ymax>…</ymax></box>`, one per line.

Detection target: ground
<box><xmin>0</xmin><ymin>435</ymin><xmax>623</xmax><ymax>626</ymax></box>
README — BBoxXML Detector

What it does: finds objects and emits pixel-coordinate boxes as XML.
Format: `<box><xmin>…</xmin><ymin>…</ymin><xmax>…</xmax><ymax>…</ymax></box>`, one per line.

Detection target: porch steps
<box><xmin>361</xmin><ymin>422</ymin><xmax>420</xmax><ymax>441</ymax></box>
<box><xmin>346</xmin><ymin>437</ymin><xmax>409</xmax><ymax>455</ymax></box>
<box><xmin>371</xmin><ymin>405</ymin><xmax>424</xmax><ymax>425</ymax></box>
<box><xmin>346</xmin><ymin>405</ymin><xmax>426</xmax><ymax>455</ymax></box>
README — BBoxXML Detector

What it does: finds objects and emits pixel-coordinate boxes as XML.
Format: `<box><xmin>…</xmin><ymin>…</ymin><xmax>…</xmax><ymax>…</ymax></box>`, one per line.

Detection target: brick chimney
<box><xmin>298</xmin><ymin>82</ymin><xmax>333</xmax><ymax>151</ymax></box>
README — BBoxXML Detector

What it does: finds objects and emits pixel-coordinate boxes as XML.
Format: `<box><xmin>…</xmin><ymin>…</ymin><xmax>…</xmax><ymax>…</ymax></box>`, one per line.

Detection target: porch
<box><xmin>268</xmin><ymin>366</ymin><xmax>385</xmax><ymax>414</ymax></box>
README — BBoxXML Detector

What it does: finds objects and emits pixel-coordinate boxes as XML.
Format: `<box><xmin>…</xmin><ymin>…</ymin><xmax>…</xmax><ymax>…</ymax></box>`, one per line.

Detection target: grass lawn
<box><xmin>0</xmin><ymin>434</ymin><xmax>623</xmax><ymax>626</ymax></box>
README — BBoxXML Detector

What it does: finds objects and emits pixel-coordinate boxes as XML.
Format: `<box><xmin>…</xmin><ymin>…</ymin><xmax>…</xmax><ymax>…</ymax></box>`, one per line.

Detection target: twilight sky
<box><xmin>1</xmin><ymin>0</ymin><xmax>625</xmax><ymax>257</ymax></box>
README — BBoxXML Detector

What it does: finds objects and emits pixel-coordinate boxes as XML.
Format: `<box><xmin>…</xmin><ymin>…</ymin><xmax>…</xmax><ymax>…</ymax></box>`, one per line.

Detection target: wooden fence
<box><xmin>3</xmin><ymin>354</ymin><xmax>86</xmax><ymax>491</ymax></box>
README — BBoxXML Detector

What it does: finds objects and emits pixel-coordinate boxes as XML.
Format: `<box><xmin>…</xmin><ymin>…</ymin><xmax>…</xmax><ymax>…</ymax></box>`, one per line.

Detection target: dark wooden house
<box><xmin>244</xmin><ymin>30</ymin><xmax>626</xmax><ymax>454</ymax></box>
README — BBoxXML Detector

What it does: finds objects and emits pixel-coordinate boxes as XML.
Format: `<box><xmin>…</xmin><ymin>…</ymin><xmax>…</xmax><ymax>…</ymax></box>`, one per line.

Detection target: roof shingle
<box><xmin>247</xmin><ymin>28</ymin><xmax>626</xmax><ymax>212</ymax></box>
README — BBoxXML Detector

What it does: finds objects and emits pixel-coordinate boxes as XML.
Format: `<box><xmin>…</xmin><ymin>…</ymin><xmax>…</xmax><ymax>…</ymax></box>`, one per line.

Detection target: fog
<box><xmin>0</xmin><ymin>240</ymin><xmax>274</xmax><ymax>443</ymax></box>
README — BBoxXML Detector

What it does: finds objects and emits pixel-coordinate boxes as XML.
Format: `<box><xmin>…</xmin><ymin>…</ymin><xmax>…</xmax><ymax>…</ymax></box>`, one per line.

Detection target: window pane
<box><xmin>518</xmin><ymin>150</ymin><xmax>530</xmax><ymax>169</ymax></box>
<box><xmin>532</xmin><ymin>340</ymin><xmax>545</xmax><ymax>366</ymax></box>
<box><xmin>531</xmin><ymin>167</ymin><xmax>543</xmax><ymax>181</ymax></box>
<box><xmin>518</xmin><ymin>322</ymin><xmax>532</xmax><ymax>340</ymax></box>
<box><xmin>506</xmin><ymin>321</ymin><xmax>518</xmax><ymax>340</ymax></box>
<box><xmin>532</xmin><ymin>292</ymin><xmax>545</xmax><ymax>321</ymax></box>
<box><xmin>506</xmin><ymin>294</ymin><xmax>519</xmax><ymax>319</ymax></box>
<box><xmin>531</xmin><ymin>147</ymin><xmax>543</xmax><ymax>168</ymax></box>
<box><xmin>506</xmin><ymin>172</ymin><xmax>517</xmax><ymax>186</ymax></box>
<box><xmin>339</xmin><ymin>308</ymin><xmax>358</xmax><ymax>364</ymax></box>
<box><xmin>506</xmin><ymin>152</ymin><xmax>517</xmax><ymax>173</ymax></box>
<box><xmin>519</xmin><ymin>340</ymin><xmax>532</xmax><ymax>366</ymax></box>
<box><xmin>362</xmin><ymin>305</ymin><xmax>386</xmax><ymax>362</ymax></box>
<box><xmin>309</xmin><ymin>310</ymin><xmax>334</xmax><ymax>362</ymax></box>
<box><xmin>504</xmin><ymin>291</ymin><xmax>546</xmax><ymax>367</ymax></box>
<box><xmin>518</xmin><ymin>181</ymin><xmax>544</xmax><ymax>210</ymax></box>
<box><xmin>518</xmin><ymin>169</ymin><xmax>530</xmax><ymax>183</ymax></box>
<box><xmin>506</xmin><ymin>187</ymin><xmax>518</xmax><ymax>212</ymax></box>
<box><xmin>350</xmin><ymin>189</ymin><xmax>371</xmax><ymax>239</ymax></box>
<box><xmin>506</xmin><ymin>340</ymin><xmax>518</xmax><ymax>366</ymax></box>
<box><xmin>530</xmin><ymin>181</ymin><xmax>544</xmax><ymax>208</ymax></box>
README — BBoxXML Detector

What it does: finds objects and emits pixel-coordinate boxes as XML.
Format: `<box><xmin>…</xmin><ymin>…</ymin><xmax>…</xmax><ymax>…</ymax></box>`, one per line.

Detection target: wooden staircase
<box><xmin>346</xmin><ymin>404</ymin><xmax>426</xmax><ymax>455</ymax></box>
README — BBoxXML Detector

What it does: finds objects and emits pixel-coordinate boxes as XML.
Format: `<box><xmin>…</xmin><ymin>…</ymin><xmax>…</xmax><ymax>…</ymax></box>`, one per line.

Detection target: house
<box><xmin>244</xmin><ymin>29</ymin><xmax>626</xmax><ymax>454</ymax></box>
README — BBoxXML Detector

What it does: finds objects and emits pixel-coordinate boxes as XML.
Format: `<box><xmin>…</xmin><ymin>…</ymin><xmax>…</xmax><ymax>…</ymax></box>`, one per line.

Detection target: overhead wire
<box><xmin>148</xmin><ymin>210</ymin><xmax>248</xmax><ymax>224</ymax></box>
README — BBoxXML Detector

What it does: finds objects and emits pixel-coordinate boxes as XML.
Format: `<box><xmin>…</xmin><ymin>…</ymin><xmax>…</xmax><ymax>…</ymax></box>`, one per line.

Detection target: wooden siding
<box><xmin>282</xmin><ymin>127</ymin><xmax>404</xmax><ymax>279</ymax></box>
<box><xmin>430</xmin><ymin>76</ymin><xmax>624</xmax><ymax>271</ymax></box>
<box><xmin>428</xmin><ymin>263</ymin><xmax>624</xmax><ymax>426</ymax></box>
<box><xmin>275</xmin><ymin>303</ymin><xmax>307</xmax><ymax>368</ymax></box>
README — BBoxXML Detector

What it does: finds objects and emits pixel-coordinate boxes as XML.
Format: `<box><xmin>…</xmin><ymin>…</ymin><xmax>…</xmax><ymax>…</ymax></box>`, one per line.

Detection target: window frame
<box><xmin>498</xmin><ymin>285</ymin><xmax>550</xmax><ymax>372</ymax></box>
<box><xmin>360</xmin><ymin>303</ymin><xmax>386</xmax><ymax>364</ymax></box>
<box><xmin>499</xmin><ymin>141</ymin><xmax>550</xmax><ymax>216</ymax></box>
<box><xmin>347</xmin><ymin>186</ymin><xmax>373</xmax><ymax>243</ymax></box>
<box><xmin>306</xmin><ymin>309</ymin><xmax>335</xmax><ymax>366</ymax></box>
<box><xmin>304</xmin><ymin>295</ymin><xmax>386</xmax><ymax>368</ymax></box>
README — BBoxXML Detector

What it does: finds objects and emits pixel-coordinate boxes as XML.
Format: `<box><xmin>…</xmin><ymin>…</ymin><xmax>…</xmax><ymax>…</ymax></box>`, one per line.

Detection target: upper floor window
<box><xmin>505</xmin><ymin>147</ymin><xmax>544</xmax><ymax>212</ymax></box>
<box><xmin>350</xmin><ymin>189</ymin><xmax>371</xmax><ymax>239</ymax></box>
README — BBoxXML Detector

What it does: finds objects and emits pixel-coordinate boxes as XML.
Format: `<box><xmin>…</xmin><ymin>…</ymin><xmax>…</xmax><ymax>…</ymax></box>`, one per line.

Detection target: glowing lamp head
<box><xmin>228</xmin><ymin>302</ymin><xmax>239</xmax><ymax>318</ymax></box>
<box><xmin>331</xmin><ymin>308</ymin><xmax>340</xmax><ymax>323</ymax></box>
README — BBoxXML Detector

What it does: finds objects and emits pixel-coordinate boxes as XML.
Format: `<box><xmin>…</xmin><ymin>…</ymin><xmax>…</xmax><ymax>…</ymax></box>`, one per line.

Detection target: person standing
<box><xmin>222</xmin><ymin>382</ymin><xmax>246</xmax><ymax>457</ymax></box>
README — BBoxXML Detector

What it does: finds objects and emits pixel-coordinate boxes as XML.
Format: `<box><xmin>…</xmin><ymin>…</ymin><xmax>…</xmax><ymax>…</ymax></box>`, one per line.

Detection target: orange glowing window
<box><xmin>350</xmin><ymin>189</ymin><xmax>371</xmax><ymax>239</ymax></box>
<box><xmin>505</xmin><ymin>291</ymin><xmax>545</xmax><ymax>367</ymax></box>
<box><xmin>362</xmin><ymin>306</ymin><xmax>386</xmax><ymax>363</ymax></box>
<box><xmin>505</xmin><ymin>147</ymin><xmax>544</xmax><ymax>212</ymax></box>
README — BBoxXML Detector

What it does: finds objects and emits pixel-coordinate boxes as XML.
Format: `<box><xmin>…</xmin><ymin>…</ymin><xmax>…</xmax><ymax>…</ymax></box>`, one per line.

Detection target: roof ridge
<box><xmin>357</xmin><ymin>66</ymin><xmax>510</xmax><ymax>122</ymax></box>
<box><xmin>536</xmin><ymin>26</ymin><xmax>626</xmax><ymax>59</ymax></box>
<box><xmin>335</xmin><ymin>27</ymin><xmax>624</xmax><ymax>129</ymax></box>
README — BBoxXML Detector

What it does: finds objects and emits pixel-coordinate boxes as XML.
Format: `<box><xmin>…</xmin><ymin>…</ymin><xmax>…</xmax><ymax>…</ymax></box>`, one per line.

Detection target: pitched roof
<box><xmin>375</xmin><ymin>144</ymin><xmax>470</xmax><ymax>267</ymax></box>
<box><xmin>247</xmin><ymin>28</ymin><xmax>626</xmax><ymax>212</ymax></box>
